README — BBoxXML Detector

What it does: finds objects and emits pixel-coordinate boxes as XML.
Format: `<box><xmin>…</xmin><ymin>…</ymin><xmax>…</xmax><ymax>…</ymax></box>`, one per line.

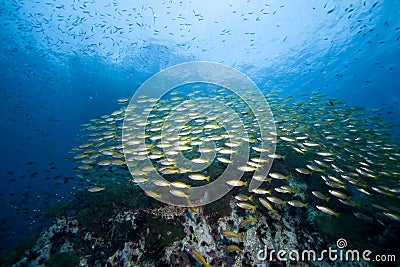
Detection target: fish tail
<box><xmin>326</xmin><ymin>197</ymin><xmax>331</xmax><ymax>203</ymax></box>
<box><xmin>206</xmin><ymin>176</ymin><xmax>210</xmax><ymax>182</ymax></box>
<box><xmin>249</xmin><ymin>195</ymin><xmax>253</xmax><ymax>202</ymax></box>
<box><xmin>335</xmin><ymin>212</ymin><xmax>340</xmax><ymax>218</ymax></box>
<box><xmin>240</xmin><ymin>232</ymin><xmax>245</xmax><ymax>240</ymax></box>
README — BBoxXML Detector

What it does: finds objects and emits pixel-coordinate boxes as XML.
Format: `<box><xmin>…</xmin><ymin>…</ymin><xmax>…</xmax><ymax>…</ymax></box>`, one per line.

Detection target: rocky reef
<box><xmin>3</xmin><ymin>184</ymin><xmax>376</xmax><ymax>267</ymax></box>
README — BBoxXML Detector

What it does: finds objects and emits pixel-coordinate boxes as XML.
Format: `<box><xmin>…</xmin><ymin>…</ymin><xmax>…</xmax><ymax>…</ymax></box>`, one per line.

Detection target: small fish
<box><xmin>269</xmin><ymin>172</ymin><xmax>289</xmax><ymax>180</ymax></box>
<box><xmin>141</xmin><ymin>166</ymin><xmax>155</xmax><ymax>172</ymax></box>
<box><xmin>325</xmin><ymin>180</ymin><xmax>346</xmax><ymax>190</ymax></box>
<box><xmin>225</xmin><ymin>141</ymin><xmax>241</xmax><ymax>147</ymax></box>
<box><xmin>295</xmin><ymin>168</ymin><xmax>312</xmax><ymax>175</ymax></box>
<box><xmin>159</xmin><ymin>168</ymin><xmax>180</xmax><ymax>175</ymax></box>
<box><xmin>226</xmin><ymin>244</ymin><xmax>243</xmax><ymax>253</ymax></box>
<box><xmin>306</xmin><ymin>165</ymin><xmax>324</xmax><ymax>172</ymax></box>
<box><xmin>198</xmin><ymin>147</ymin><xmax>215</xmax><ymax>153</ymax></box>
<box><xmin>217</xmin><ymin>157</ymin><xmax>232</xmax><ymax>164</ymax></box>
<box><xmin>171</xmin><ymin>181</ymin><xmax>191</xmax><ymax>189</ymax></box>
<box><xmin>188</xmin><ymin>202</ymin><xmax>200</xmax><ymax>216</ymax></box>
<box><xmin>253</xmin><ymin>175</ymin><xmax>272</xmax><ymax>183</ymax></box>
<box><xmin>328</xmin><ymin>190</ymin><xmax>349</xmax><ymax>199</ymax></box>
<box><xmin>357</xmin><ymin>188</ymin><xmax>371</xmax><ymax>195</ymax></box>
<box><xmin>383</xmin><ymin>211</ymin><xmax>400</xmax><ymax>222</ymax></box>
<box><xmin>117</xmin><ymin>97</ymin><xmax>130</xmax><ymax>104</ymax></box>
<box><xmin>238</xmin><ymin>217</ymin><xmax>258</xmax><ymax>228</ymax></box>
<box><xmin>316</xmin><ymin>152</ymin><xmax>333</xmax><ymax>157</ymax></box>
<box><xmin>292</xmin><ymin>146</ymin><xmax>305</xmax><ymax>154</ymax></box>
<box><xmin>252</xmin><ymin>146</ymin><xmax>269</xmax><ymax>152</ymax></box>
<box><xmin>303</xmin><ymin>142</ymin><xmax>319</xmax><ymax>147</ymax></box>
<box><xmin>145</xmin><ymin>191</ymin><xmax>162</xmax><ymax>199</ymax></box>
<box><xmin>204</xmin><ymin>123</ymin><xmax>221</xmax><ymax>129</ymax></box>
<box><xmin>251</xmin><ymin>188</ymin><xmax>271</xmax><ymax>195</ymax></box>
<box><xmin>274</xmin><ymin>187</ymin><xmax>290</xmax><ymax>194</ymax></box>
<box><xmin>78</xmin><ymin>164</ymin><xmax>93</xmax><ymax>170</ymax></box>
<box><xmin>133</xmin><ymin>177</ymin><xmax>150</xmax><ymax>183</ymax></box>
<box><xmin>251</xmin><ymin>158</ymin><xmax>270</xmax><ymax>163</ymax></box>
<box><xmin>279</xmin><ymin>185</ymin><xmax>301</xmax><ymax>194</ymax></box>
<box><xmin>169</xmin><ymin>189</ymin><xmax>190</xmax><ymax>198</ymax></box>
<box><xmin>268</xmin><ymin>154</ymin><xmax>285</xmax><ymax>159</ymax></box>
<box><xmin>287</xmin><ymin>200</ymin><xmax>308</xmax><ymax>208</ymax></box>
<box><xmin>190</xmin><ymin>249</ymin><xmax>211</xmax><ymax>267</ymax></box>
<box><xmin>97</xmin><ymin>160</ymin><xmax>111</xmax><ymax>166</ymax></box>
<box><xmin>235</xmin><ymin>194</ymin><xmax>253</xmax><ymax>202</ymax></box>
<box><xmin>131</xmin><ymin>170</ymin><xmax>147</xmax><ymax>176</ymax></box>
<box><xmin>353</xmin><ymin>212</ymin><xmax>373</xmax><ymax>222</ymax></box>
<box><xmin>314</xmin><ymin>160</ymin><xmax>328</xmax><ymax>167</ymax></box>
<box><xmin>280</xmin><ymin>136</ymin><xmax>296</xmax><ymax>142</ymax></box>
<box><xmin>227</xmin><ymin>180</ymin><xmax>247</xmax><ymax>187</ymax></box>
<box><xmin>312</xmin><ymin>191</ymin><xmax>330</xmax><ymax>202</ymax></box>
<box><xmin>219</xmin><ymin>149</ymin><xmax>237</xmax><ymax>154</ymax></box>
<box><xmin>237</xmin><ymin>166</ymin><xmax>257</xmax><ymax>172</ymax></box>
<box><xmin>188</xmin><ymin>173</ymin><xmax>210</xmax><ymax>182</ymax></box>
<box><xmin>153</xmin><ymin>179</ymin><xmax>171</xmax><ymax>187</ymax></box>
<box><xmin>372</xmin><ymin>204</ymin><xmax>389</xmax><ymax>211</ymax></box>
<box><xmin>266</xmin><ymin>196</ymin><xmax>286</xmax><ymax>205</ymax></box>
<box><xmin>258</xmin><ymin>197</ymin><xmax>278</xmax><ymax>215</ymax></box>
<box><xmin>88</xmin><ymin>186</ymin><xmax>105</xmax><ymax>193</ymax></box>
<box><xmin>338</xmin><ymin>198</ymin><xmax>361</xmax><ymax>207</ymax></box>
<box><xmin>316</xmin><ymin>205</ymin><xmax>340</xmax><ymax>218</ymax></box>
<box><xmin>221</xmin><ymin>230</ymin><xmax>243</xmax><ymax>240</ymax></box>
<box><xmin>191</xmin><ymin>158</ymin><xmax>209</xmax><ymax>164</ymax></box>
<box><xmin>236</xmin><ymin>202</ymin><xmax>257</xmax><ymax>211</ymax></box>
<box><xmin>247</xmin><ymin>161</ymin><xmax>262</xmax><ymax>168</ymax></box>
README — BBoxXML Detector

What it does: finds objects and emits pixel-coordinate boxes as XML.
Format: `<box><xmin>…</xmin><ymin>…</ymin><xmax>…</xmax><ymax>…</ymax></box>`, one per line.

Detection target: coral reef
<box><xmin>4</xmin><ymin>184</ymin><xmax>382</xmax><ymax>267</ymax></box>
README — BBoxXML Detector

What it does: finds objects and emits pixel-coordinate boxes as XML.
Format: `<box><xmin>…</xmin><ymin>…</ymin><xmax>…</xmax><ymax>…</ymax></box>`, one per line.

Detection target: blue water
<box><xmin>1</xmin><ymin>0</ymin><xmax>399</xmax><ymax>255</ymax></box>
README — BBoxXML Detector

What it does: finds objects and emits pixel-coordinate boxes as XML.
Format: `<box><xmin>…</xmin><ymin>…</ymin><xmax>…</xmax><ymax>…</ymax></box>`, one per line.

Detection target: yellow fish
<box><xmin>88</xmin><ymin>186</ymin><xmax>105</xmax><ymax>193</ymax></box>
<box><xmin>226</xmin><ymin>244</ymin><xmax>243</xmax><ymax>253</ymax></box>
<box><xmin>190</xmin><ymin>249</ymin><xmax>211</xmax><ymax>267</ymax></box>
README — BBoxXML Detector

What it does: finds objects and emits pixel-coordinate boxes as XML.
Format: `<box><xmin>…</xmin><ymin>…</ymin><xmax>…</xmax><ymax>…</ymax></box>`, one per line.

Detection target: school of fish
<box><xmin>69</xmin><ymin>85</ymin><xmax>400</xmax><ymax>230</ymax></box>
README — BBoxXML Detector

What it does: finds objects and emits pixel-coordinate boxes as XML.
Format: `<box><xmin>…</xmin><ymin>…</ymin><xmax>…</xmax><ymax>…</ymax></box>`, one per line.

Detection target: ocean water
<box><xmin>1</xmin><ymin>0</ymin><xmax>399</xmax><ymax>266</ymax></box>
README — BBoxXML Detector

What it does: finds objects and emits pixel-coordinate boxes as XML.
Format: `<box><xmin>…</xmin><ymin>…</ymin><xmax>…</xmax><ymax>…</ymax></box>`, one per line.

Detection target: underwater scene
<box><xmin>1</xmin><ymin>0</ymin><xmax>400</xmax><ymax>266</ymax></box>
